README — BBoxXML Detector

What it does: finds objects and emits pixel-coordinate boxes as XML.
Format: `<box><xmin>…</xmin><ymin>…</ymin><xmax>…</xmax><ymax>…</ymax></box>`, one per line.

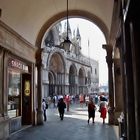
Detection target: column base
<box><xmin>37</xmin><ymin>109</ymin><xmax>43</xmax><ymax>125</ymax></box>
<box><xmin>114</xmin><ymin>111</ymin><xmax>122</xmax><ymax>125</ymax></box>
<box><xmin>0</xmin><ymin>118</ymin><xmax>9</xmax><ymax>140</ymax></box>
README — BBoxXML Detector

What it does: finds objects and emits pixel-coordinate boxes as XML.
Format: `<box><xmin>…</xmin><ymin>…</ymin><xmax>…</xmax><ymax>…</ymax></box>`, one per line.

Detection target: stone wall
<box><xmin>0</xmin><ymin>21</ymin><xmax>37</xmax><ymax>139</ymax></box>
<box><xmin>0</xmin><ymin>21</ymin><xmax>36</xmax><ymax>63</ymax></box>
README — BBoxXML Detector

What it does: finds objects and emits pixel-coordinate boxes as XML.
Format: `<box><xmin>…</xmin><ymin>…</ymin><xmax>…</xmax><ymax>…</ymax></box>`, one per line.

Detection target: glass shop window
<box><xmin>7</xmin><ymin>70</ymin><xmax>21</xmax><ymax>118</ymax></box>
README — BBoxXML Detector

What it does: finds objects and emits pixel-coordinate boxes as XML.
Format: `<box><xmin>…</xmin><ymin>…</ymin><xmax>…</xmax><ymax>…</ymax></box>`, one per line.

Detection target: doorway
<box><xmin>22</xmin><ymin>73</ymin><xmax>32</xmax><ymax>125</ymax></box>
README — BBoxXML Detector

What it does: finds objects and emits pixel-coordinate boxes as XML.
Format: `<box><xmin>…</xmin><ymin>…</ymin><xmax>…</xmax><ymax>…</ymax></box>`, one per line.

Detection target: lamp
<box><xmin>60</xmin><ymin>0</ymin><xmax>71</xmax><ymax>52</ymax></box>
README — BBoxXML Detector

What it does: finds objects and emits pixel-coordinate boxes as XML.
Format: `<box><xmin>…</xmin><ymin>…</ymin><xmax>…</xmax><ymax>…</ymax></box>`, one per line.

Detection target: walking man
<box><xmin>57</xmin><ymin>98</ymin><xmax>66</xmax><ymax>120</ymax></box>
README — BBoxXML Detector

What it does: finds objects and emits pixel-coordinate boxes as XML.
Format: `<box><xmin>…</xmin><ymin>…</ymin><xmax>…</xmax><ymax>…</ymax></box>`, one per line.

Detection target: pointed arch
<box><xmin>78</xmin><ymin>67</ymin><xmax>86</xmax><ymax>85</ymax></box>
<box><xmin>48</xmin><ymin>71</ymin><xmax>56</xmax><ymax>97</ymax></box>
<box><xmin>47</xmin><ymin>51</ymin><xmax>66</xmax><ymax>73</ymax></box>
<box><xmin>69</xmin><ymin>64</ymin><xmax>77</xmax><ymax>95</ymax></box>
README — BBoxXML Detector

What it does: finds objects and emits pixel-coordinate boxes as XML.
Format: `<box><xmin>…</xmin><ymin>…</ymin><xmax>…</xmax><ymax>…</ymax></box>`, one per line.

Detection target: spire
<box><xmin>64</xmin><ymin>22</ymin><xmax>67</xmax><ymax>32</ymax></box>
<box><xmin>76</xmin><ymin>26</ymin><xmax>81</xmax><ymax>40</ymax></box>
<box><xmin>76</xmin><ymin>26</ymin><xmax>81</xmax><ymax>47</ymax></box>
<box><xmin>88</xmin><ymin>39</ymin><xmax>91</xmax><ymax>65</ymax></box>
<box><xmin>67</xmin><ymin>20</ymin><xmax>72</xmax><ymax>39</ymax></box>
<box><xmin>64</xmin><ymin>20</ymin><xmax>72</xmax><ymax>40</ymax></box>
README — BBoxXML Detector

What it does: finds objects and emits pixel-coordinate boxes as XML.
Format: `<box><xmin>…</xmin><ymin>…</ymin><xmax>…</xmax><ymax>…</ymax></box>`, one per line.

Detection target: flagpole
<box><xmin>88</xmin><ymin>39</ymin><xmax>91</xmax><ymax>65</ymax></box>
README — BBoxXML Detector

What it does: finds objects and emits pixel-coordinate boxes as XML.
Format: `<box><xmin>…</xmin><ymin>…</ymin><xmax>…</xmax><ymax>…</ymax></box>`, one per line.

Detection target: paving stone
<box><xmin>7</xmin><ymin>104</ymin><xmax>118</xmax><ymax>140</ymax></box>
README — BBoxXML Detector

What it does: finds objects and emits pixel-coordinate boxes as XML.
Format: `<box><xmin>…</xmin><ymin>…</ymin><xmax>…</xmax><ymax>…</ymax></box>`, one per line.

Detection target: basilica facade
<box><xmin>41</xmin><ymin>22</ymin><xmax>99</xmax><ymax>98</ymax></box>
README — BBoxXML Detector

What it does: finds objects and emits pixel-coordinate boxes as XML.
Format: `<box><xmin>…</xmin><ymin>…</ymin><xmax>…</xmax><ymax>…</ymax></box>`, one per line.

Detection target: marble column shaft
<box><xmin>0</xmin><ymin>49</ymin><xmax>3</xmax><ymax>118</ymax></box>
<box><xmin>103</xmin><ymin>44</ymin><xmax>115</xmax><ymax>124</ymax></box>
<box><xmin>113</xmin><ymin>58</ymin><xmax>123</xmax><ymax>124</ymax></box>
<box><xmin>36</xmin><ymin>48</ymin><xmax>44</xmax><ymax>125</ymax></box>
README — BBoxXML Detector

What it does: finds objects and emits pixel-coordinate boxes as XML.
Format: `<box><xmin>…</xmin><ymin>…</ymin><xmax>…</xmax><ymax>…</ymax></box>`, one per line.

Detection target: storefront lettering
<box><xmin>9</xmin><ymin>59</ymin><xmax>29</xmax><ymax>72</ymax></box>
<box><xmin>11</xmin><ymin>60</ymin><xmax>22</xmax><ymax>69</ymax></box>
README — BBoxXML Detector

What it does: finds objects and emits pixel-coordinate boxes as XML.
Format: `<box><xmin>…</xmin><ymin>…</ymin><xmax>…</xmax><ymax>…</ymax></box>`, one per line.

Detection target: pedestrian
<box><xmin>100</xmin><ymin>101</ymin><xmax>107</xmax><ymax>124</ymax></box>
<box><xmin>79</xmin><ymin>94</ymin><xmax>84</xmax><ymax>107</ymax></box>
<box><xmin>85</xmin><ymin>94</ymin><xmax>89</xmax><ymax>106</ymax></box>
<box><xmin>57</xmin><ymin>98</ymin><xmax>66</xmax><ymax>120</ymax></box>
<box><xmin>65</xmin><ymin>94</ymin><xmax>70</xmax><ymax>111</ymax></box>
<box><xmin>53</xmin><ymin>95</ymin><xmax>57</xmax><ymax>108</ymax></box>
<box><xmin>94</xmin><ymin>93</ymin><xmax>99</xmax><ymax>105</ymax></box>
<box><xmin>42</xmin><ymin>99</ymin><xmax>47</xmax><ymax>121</ymax></box>
<box><xmin>87</xmin><ymin>98</ymin><xmax>96</xmax><ymax>124</ymax></box>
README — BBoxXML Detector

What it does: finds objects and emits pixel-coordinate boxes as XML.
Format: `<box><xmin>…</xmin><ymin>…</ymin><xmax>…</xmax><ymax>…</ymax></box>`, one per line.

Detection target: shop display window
<box><xmin>8</xmin><ymin>70</ymin><xmax>21</xmax><ymax>118</ymax></box>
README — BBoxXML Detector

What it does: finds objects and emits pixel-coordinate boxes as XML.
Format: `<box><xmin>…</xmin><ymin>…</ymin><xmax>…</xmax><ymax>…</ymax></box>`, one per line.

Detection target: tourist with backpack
<box><xmin>42</xmin><ymin>99</ymin><xmax>48</xmax><ymax>121</ymax></box>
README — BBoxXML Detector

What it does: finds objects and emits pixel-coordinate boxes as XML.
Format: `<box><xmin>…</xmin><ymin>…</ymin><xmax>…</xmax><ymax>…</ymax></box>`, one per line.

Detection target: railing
<box><xmin>42</xmin><ymin>47</ymin><xmax>92</xmax><ymax>66</ymax></box>
<box><xmin>66</xmin><ymin>53</ymin><xmax>91</xmax><ymax>66</ymax></box>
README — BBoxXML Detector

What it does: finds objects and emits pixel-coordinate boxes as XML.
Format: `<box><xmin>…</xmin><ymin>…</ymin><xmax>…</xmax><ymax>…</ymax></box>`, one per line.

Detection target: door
<box><xmin>22</xmin><ymin>73</ymin><xmax>32</xmax><ymax>125</ymax></box>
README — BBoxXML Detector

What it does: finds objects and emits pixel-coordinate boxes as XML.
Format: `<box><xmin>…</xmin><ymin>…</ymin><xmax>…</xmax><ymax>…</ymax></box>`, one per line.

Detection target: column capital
<box><xmin>103</xmin><ymin>44</ymin><xmax>113</xmax><ymax>66</ymax></box>
<box><xmin>106</xmin><ymin>56</ymin><xmax>113</xmax><ymax>66</ymax></box>
<box><xmin>35</xmin><ymin>48</ymin><xmax>44</xmax><ymax>66</ymax></box>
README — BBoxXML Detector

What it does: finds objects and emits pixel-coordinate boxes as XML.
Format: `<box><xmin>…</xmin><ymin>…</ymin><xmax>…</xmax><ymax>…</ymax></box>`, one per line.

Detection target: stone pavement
<box><xmin>7</xmin><ymin>104</ymin><xmax>119</xmax><ymax>140</ymax></box>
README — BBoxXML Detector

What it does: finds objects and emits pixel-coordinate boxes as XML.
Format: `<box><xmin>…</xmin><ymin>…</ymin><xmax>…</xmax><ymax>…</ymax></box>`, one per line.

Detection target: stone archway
<box><xmin>35</xmin><ymin>9</ymin><xmax>108</xmax><ymax>125</ymax></box>
<box><xmin>49</xmin><ymin>53</ymin><xmax>65</xmax><ymax>95</ymax></box>
<box><xmin>78</xmin><ymin>67</ymin><xmax>86</xmax><ymax>94</ymax></box>
<box><xmin>35</xmin><ymin>10</ymin><xmax>108</xmax><ymax>48</ymax></box>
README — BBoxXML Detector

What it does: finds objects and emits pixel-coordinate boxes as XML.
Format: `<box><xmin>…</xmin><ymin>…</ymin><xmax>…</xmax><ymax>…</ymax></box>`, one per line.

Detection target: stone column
<box><xmin>75</xmin><ymin>75</ymin><xmax>78</xmax><ymax>95</ymax></box>
<box><xmin>65</xmin><ymin>73</ymin><xmax>69</xmax><ymax>94</ymax></box>
<box><xmin>65</xmin><ymin>73</ymin><xmax>69</xmax><ymax>85</ymax></box>
<box><xmin>36</xmin><ymin>48</ymin><xmax>44</xmax><ymax>125</ymax></box>
<box><xmin>42</xmin><ymin>68</ymin><xmax>49</xmax><ymax>97</ymax></box>
<box><xmin>0</xmin><ymin>48</ymin><xmax>3</xmax><ymax>118</ymax></box>
<box><xmin>113</xmin><ymin>50</ymin><xmax>123</xmax><ymax>124</ymax></box>
<box><xmin>103</xmin><ymin>44</ymin><xmax>115</xmax><ymax>124</ymax></box>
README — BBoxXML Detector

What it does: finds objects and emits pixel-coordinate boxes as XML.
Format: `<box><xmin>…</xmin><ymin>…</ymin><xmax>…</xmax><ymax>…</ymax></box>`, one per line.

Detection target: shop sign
<box><xmin>8</xmin><ymin>58</ymin><xmax>29</xmax><ymax>72</ymax></box>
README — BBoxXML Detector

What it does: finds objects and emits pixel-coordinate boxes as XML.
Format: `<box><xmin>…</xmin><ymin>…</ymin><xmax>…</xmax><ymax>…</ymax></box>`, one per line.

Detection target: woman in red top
<box><xmin>100</xmin><ymin>101</ymin><xmax>107</xmax><ymax>124</ymax></box>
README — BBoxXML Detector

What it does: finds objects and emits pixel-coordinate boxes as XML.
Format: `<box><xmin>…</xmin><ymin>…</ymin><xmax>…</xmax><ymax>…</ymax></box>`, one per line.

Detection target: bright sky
<box><xmin>61</xmin><ymin>18</ymin><xmax>108</xmax><ymax>85</ymax></box>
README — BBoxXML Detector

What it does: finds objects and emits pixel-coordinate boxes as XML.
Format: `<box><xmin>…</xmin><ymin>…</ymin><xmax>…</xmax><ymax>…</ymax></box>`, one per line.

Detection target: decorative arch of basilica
<box><xmin>41</xmin><ymin>23</ymin><xmax>97</xmax><ymax>99</ymax></box>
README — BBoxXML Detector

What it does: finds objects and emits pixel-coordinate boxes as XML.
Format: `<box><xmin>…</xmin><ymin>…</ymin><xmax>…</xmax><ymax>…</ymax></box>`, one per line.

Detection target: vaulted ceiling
<box><xmin>0</xmin><ymin>0</ymin><xmax>114</xmax><ymax>47</ymax></box>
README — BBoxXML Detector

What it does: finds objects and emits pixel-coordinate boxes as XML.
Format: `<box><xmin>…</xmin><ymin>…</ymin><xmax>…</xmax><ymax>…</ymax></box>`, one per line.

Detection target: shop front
<box><xmin>7</xmin><ymin>56</ymin><xmax>32</xmax><ymax>133</ymax></box>
<box><xmin>0</xmin><ymin>22</ymin><xmax>36</xmax><ymax>139</ymax></box>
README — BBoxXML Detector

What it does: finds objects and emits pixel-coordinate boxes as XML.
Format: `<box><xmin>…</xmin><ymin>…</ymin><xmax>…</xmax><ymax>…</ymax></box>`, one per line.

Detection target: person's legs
<box><xmin>44</xmin><ymin>110</ymin><xmax>46</xmax><ymax>121</ymax></box>
<box><xmin>67</xmin><ymin>103</ymin><xmax>69</xmax><ymax>111</ymax></box>
<box><xmin>92</xmin><ymin>117</ymin><xmax>95</xmax><ymax>123</ymax></box>
<box><xmin>88</xmin><ymin>116</ymin><xmax>90</xmax><ymax>124</ymax></box>
<box><xmin>103</xmin><ymin>118</ymin><xmax>105</xmax><ymax>124</ymax></box>
<box><xmin>59</xmin><ymin>111</ymin><xmax>61</xmax><ymax>119</ymax></box>
<box><xmin>59</xmin><ymin>111</ymin><xmax>64</xmax><ymax>120</ymax></box>
<box><xmin>60</xmin><ymin>113</ymin><xmax>62</xmax><ymax>120</ymax></box>
<box><xmin>61</xmin><ymin>113</ymin><xmax>64</xmax><ymax>120</ymax></box>
<box><xmin>60</xmin><ymin>113</ymin><xmax>64</xmax><ymax>120</ymax></box>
